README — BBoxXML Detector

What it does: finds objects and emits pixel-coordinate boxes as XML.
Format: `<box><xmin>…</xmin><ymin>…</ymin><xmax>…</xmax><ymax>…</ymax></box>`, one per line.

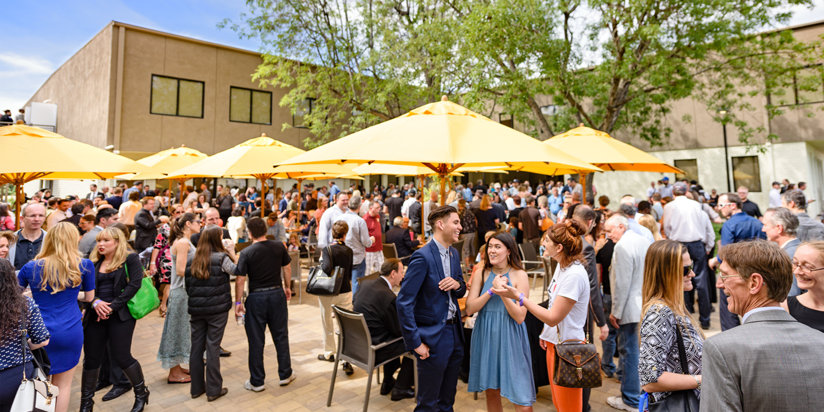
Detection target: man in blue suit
<box><xmin>397</xmin><ymin>205</ymin><xmax>466</xmax><ymax>411</ymax></box>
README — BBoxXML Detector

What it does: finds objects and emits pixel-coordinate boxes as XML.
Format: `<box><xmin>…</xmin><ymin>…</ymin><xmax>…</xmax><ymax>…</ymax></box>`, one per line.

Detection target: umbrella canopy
<box><xmin>278</xmin><ymin>96</ymin><xmax>599</xmax><ymax>203</ymax></box>
<box><xmin>117</xmin><ymin>145</ymin><xmax>208</xmax><ymax>180</ymax></box>
<box><xmin>0</xmin><ymin>124</ymin><xmax>141</xmax><ymax>228</ymax></box>
<box><xmin>544</xmin><ymin>125</ymin><xmax>682</xmax><ymax>173</ymax></box>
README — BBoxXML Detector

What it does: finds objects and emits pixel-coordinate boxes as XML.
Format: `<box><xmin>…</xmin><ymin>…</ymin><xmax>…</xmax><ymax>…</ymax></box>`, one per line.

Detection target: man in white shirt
<box><xmin>662</xmin><ymin>182</ymin><xmax>715</xmax><ymax>329</ymax></box>
<box><xmin>604</xmin><ymin>214</ymin><xmax>650</xmax><ymax>411</ymax></box>
<box><xmin>317</xmin><ymin>191</ymin><xmax>350</xmax><ymax>248</ymax></box>
<box><xmin>401</xmin><ymin>189</ymin><xmax>417</xmax><ymax>218</ymax></box>
<box><xmin>333</xmin><ymin>196</ymin><xmax>374</xmax><ymax>295</ymax></box>
<box><xmin>768</xmin><ymin>181</ymin><xmax>782</xmax><ymax>208</ymax></box>
<box><xmin>646</xmin><ymin>181</ymin><xmax>657</xmax><ymax>200</ymax></box>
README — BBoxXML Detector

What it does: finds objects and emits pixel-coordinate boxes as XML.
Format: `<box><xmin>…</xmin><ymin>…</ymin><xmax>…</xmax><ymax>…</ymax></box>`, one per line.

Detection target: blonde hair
<box><xmin>90</xmin><ymin>226</ymin><xmax>132</xmax><ymax>270</ymax></box>
<box><xmin>637</xmin><ymin>214</ymin><xmax>662</xmax><ymax>241</ymax></box>
<box><xmin>641</xmin><ymin>240</ymin><xmax>701</xmax><ymax>334</ymax></box>
<box><xmin>34</xmin><ymin>222</ymin><xmax>82</xmax><ymax>294</ymax></box>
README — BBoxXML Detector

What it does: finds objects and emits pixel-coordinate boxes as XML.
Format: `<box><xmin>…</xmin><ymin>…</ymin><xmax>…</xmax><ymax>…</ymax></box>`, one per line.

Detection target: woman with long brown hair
<box><xmin>493</xmin><ymin>220</ymin><xmax>589</xmax><ymax>412</ymax></box>
<box><xmin>157</xmin><ymin>213</ymin><xmax>200</xmax><ymax>384</ymax></box>
<box><xmin>638</xmin><ymin>240</ymin><xmax>703</xmax><ymax>406</ymax></box>
<box><xmin>185</xmin><ymin>226</ymin><xmax>237</xmax><ymax>401</ymax></box>
<box><xmin>475</xmin><ymin>195</ymin><xmax>499</xmax><ymax>238</ymax></box>
<box><xmin>17</xmin><ymin>222</ymin><xmax>95</xmax><ymax>412</ymax></box>
<box><xmin>0</xmin><ymin>259</ymin><xmax>50</xmax><ymax>412</ymax></box>
<box><xmin>81</xmin><ymin>226</ymin><xmax>148</xmax><ymax>412</ymax></box>
<box><xmin>466</xmin><ymin>232</ymin><xmax>535</xmax><ymax>410</ymax></box>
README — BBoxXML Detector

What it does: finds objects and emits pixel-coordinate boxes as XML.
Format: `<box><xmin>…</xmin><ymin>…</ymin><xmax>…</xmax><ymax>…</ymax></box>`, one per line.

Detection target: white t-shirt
<box><xmin>539</xmin><ymin>261</ymin><xmax>590</xmax><ymax>344</ymax></box>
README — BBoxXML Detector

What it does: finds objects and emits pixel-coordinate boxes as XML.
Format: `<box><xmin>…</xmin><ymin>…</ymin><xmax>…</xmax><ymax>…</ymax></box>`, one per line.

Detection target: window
<box><xmin>150</xmin><ymin>75</ymin><xmax>204</xmax><ymax>118</ymax></box>
<box><xmin>229</xmin><ymin>86</ymin><xmax>272</xmax><ymax>124</ymax></box>
<box><xmin>732</xmin><ymin>156</ymin><xmax>761</xmax><ymax>192</ymax></box>
<box><xmin>499</xmin><ymin>113</ymin><xmax>513</xmax><ymax>128</ymax></box>
<box><xmin>292</xmin><ymin>98</ymin><xmax>315</xmax><ymax>128</ymax></box>
<box><xmin>769</xmin><ymin>65</ymin><xmax>824</xmax><ymax>106</ymax></box>
<box><xmin>674</xmin><ymin>159</ymin><xmax>698</xmax><ymax>182</ymax></box>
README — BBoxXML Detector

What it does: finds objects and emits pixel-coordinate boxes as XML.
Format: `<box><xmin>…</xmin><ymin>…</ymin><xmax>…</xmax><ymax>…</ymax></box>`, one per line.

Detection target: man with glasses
<box><xmin>709</xmin><ymin>193</ymin><xmax>765</xmax><ymax>331</ymax></box>
<box><xmin>191</xmin><ymin>208</ymin><xmax>232</xmax><ymax>246</ymax></box>
<box><xmin>762</xmin><ymin>207</ymin><xmax>803</xmax><ymax>296</ymax></box>
<box><xmin>702</xmin><ymin>240</ymin><xmax>824</xmax><ymax>411</ymax></box>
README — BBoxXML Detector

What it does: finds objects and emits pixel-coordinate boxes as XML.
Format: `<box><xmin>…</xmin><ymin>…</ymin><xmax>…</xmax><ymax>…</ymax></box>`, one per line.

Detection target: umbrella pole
<box><xmin>260</xmin><ymin>176</ymin><xmax>267</xmax><ymax>219</ymax></box>
<box><xmin>439</xmin><ymin>174</ymin><xmax>447</xmax><ymax>207</ymax></box>
<box><xmin>297</xmin><ymin>178</ymin><xmax>303</xmax><ymax>213</ymax></box>
<box><xmin>580</xmin><ymin>172</ymin><xmax>588</xmax><ymax>205</ymax></box>
<box><xmin>419</xmin><ymin>175</ymin><xmax>425</xmax><ymax>241</ymax></box>
<box><xmin>14</xmin><ymin>182</ymin><xmax>22</xmax><ymax>230</ymax></box>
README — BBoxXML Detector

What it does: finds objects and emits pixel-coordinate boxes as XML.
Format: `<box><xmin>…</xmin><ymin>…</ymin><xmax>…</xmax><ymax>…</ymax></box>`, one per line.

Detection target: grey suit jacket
<box><xmin>609</xmin><ymin>230</ymin><xmax>650</xmax><ymax>324</ymax></box>
<box><xmin>701</xmin><ymin>309</ymin><xmax>824</xmax><ymax>412</ymax></box>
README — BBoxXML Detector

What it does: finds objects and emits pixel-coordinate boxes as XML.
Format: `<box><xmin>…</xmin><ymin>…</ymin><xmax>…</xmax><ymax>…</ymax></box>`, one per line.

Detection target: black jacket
<box><xmin>87</xmin><ymin>253</ymin><xmax>143</xmax><ymax>322</ymax></box>
<box><xmin>353</xmin><ymin>276</ymin><xmax>401</xmax><ymax>345</ymax></box>
<box><xmin>185</xmin><ymin>252</ymin><xmax>233</xmax><ymax>317</ymax></box>
<box><xmin>321</xmin><ymin>242</ymin><xmax>353</xmax><ymax>294</ymax></box>
<box><xmin>133</xmin><ymin>208</ymin><xmax>159</xmax><ymax>252</ymax></box>
<box><xmin>385</xmin><ymin>227</ymin><xmax>419</xmax><ymax>263</ymax></box>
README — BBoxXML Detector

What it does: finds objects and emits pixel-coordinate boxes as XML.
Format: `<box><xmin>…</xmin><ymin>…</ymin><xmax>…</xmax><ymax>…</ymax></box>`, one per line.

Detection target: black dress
<box><xmin>787</xmin><ymin>296</ymin><xmax>824</xmax><ymax>333</ymax></box>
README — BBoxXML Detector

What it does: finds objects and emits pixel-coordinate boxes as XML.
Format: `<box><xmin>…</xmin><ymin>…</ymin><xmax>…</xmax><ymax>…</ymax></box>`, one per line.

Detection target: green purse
<box><xmin>124</xmin><ymin>262</ymin><xmax>160</xmax><ymax>320</ymax></box>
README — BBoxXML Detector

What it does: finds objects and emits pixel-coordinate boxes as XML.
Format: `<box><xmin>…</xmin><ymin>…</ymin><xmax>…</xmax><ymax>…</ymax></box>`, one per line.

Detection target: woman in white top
<box><xmin>493</xmin><ymin>219</ymin><xmax>590</xmax><ymax>412</ymax></box>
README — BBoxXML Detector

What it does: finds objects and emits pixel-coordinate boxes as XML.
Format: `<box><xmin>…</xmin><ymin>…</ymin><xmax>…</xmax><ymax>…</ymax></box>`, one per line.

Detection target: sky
<box><xmin>2</xmin><ymin>0</ymin><xmax>824</xmax><ymax>113</ymax></box>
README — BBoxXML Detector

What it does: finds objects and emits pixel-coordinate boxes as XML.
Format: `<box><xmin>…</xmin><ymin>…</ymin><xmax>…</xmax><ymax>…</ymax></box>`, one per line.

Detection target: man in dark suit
<box><xmin>397</xmin><ymin>205</ymin><xmax>466</xmax><ymax>412</ymax></box>
<box><xmin>386</xmin><ymin>216</ymin><xmax>419</xmax><ymax>265</ymax></box>
<box><xmin>133</xmin><ymin>196</ymin><xmax>159</xmax><ymax>252</ymax></box>
<box><xmin>353</xmin><ymin>258</ymin><xmax>415</xmax><ymax>401</ymax></box>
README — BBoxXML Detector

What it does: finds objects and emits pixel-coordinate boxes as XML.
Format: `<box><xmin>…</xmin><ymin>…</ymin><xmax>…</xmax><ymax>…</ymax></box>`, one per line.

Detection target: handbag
<box><xmin>552</xmin><ymin>324</ymin><xmax>602</xmax><ymax>388</ymax></box>
<box><xmin>124</xmin><ymin>262</ymin><xmax>160</xmax><ymax>320</ymax></box>
<box><xmin>305</xmin><ymin>247</ymin><xmax>344</xmax><ymax>296</ymax></box>
<box><xmin>10</xmin><ymin>329</ymin><xmax>59</xmax><ymax>412</ymax></box>
<box><xmin>644</xmin><ymin>321</ymin><xmax>700</xmax><ymax>412</ymax></box>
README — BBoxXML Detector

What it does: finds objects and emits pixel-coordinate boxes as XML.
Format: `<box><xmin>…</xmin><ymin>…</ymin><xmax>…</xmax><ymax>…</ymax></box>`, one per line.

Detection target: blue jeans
<box><xmin>617</xmin><ymin>323</ymin><xmax>640</xmax><ymax>408</ymax></box>
<box><xmin>350</xmin><ymin>260</ymin><xmax>367</xmax><ymax>296</ymax></box>
<box><xmin>601</xmin><ymin>315</ymin><xmax>617</xmax><ymax>376</ymax></box>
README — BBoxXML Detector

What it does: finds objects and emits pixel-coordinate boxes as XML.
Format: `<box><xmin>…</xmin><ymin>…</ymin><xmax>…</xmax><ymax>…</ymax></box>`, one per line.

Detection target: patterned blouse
<box><xmin>0</xmin><ymin>297</ymin><xmax>50</xmax><ymax>369</ymax></box>
<box><xmin>639</xmin><ymin>303</ymin><xmax>703</xmax><ymax>403</ymax></box>
<box><xmin>152</xmin><ymin>223</ymin><xmax>172</xmax><ymax>284</ymax></box>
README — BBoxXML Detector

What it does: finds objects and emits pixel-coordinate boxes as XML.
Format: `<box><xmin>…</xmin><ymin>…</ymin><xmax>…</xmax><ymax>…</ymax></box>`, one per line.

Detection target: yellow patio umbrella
<box><xmin>0</xmin><ymin>124</ymin><xmax>141</xmax><ymax>229</ymax></box>
<box><xmin>278</xmin><ymin>96</ymin><xmax>600</xmax><ymax>204</ymax></box>
<box><xmin>543</xmin><ymin>124</ymin><xmax>683</xmax><ymax>203</ymax></box>
<box><xmin>116</xmin><ymin>145</ymin><xmax>208</xmax><ymax>202</ymax></box>
<box><xmin>168</xmin><ymin>134</ymin><xmax>355</xmax><ymax>218</ymax></box>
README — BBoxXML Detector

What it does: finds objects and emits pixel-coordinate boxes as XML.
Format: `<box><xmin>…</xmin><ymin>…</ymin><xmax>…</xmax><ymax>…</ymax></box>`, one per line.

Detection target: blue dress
<box><xmin>18</xmin><ymin>259</ymin><xmax>95</xmax><ymax>374</ymax></box>
<box><xmin>468</xmin><ymin>270</ymin><xmax>536</xmax><ymax>406</ymax></box>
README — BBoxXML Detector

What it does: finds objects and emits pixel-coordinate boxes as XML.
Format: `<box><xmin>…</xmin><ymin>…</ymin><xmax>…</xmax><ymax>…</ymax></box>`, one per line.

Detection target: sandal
<box><xmin>317</xmin><ymin>353</ymin><xmax>335</xmax><ymax>362</ymax></box>
<box><xmin>168</xmin><ymin>375</ymin><xmax>192</xmax><ymax>384</ymax></box>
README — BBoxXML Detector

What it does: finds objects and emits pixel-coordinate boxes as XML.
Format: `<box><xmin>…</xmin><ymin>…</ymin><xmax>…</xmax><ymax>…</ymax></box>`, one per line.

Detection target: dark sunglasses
<box><xmin>683</xmin><ymin>265</ymin><xmax>692</xmax><ymax>277</ymax></box>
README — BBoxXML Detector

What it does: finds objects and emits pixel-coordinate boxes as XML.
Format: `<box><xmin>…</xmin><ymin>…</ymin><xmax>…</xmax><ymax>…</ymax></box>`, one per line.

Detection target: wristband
<box><xmin>693</xmin><ymin>375</ymin><xmax>701</xmax><ymax>389</ymax></box>
<box><xmin>487</xmin><ymin>289</ymin><xmax>494</xmax><ymax>297</ymax></box>
<box><xmin>235</xmin><ymin>301</ymin><xmax>242</xmax><ymax>306</ymax></box>
<box><xmin>93</xmin><ymin>299</ymin><xmax>101</xmax><ymax>308</ymax></box>
<box><xmin>518</xmin><ymin>293</ymin><xmax>524</xmax><ymax>307</ymax></box>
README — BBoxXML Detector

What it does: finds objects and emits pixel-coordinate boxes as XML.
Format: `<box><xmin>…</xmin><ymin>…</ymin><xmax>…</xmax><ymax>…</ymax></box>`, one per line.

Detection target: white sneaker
<box><xmin>244</xmin><ymin>380</ymin><xmax>265</xmax><ymax>392</ymax></box>
<box><xmin>606</xmin><ymin>395</ymin><xmax>636</xmax><ymax>411</ymax></box>
<box><xmin>279</xmin><ymin>372</ymin><xmax>297</xmax><ymax>386</ymax></box>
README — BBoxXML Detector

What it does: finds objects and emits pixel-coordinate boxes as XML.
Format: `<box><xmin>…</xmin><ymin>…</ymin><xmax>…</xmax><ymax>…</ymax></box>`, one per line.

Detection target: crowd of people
<box><xmin>0</xmin><ymin>174</ymin><xmax>823</xmax><ymax>412</ymax></box>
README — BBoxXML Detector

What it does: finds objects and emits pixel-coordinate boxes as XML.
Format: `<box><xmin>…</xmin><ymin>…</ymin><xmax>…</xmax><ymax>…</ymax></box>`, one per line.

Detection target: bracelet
<box><xmin>518</xmin><ymin>293</ymin><xmax>524</xmax><ymax>307</ymax></box>
<box><xmin>92</xmin><ymin>299</ymin><xmax>101</xmax><ymax>308</ymax></box>
<box><xmin>235</xmin><ymin>302</ymin><xmax>242</xmax><ymax>306</ymax></box>
<box><xmin>693</xmin><ymin>375</ymin><xmax>701</xmax><ymax>389</ymax></box>
<box><xmin>487</xmin><ymin>289</ymin><xmax>494</xmax><ymax>297</ymax></box>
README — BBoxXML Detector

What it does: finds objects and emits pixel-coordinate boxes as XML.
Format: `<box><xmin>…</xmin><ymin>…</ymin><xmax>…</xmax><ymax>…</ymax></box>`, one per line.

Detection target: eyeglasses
<box><xmin>683</xmin><ymin>265</ymin><xmax>692</xmax><ymax>277</ymax></box>
<box><xmin>717</xmin><ymin>203</ymin><xmax>732</xmax><ymax>208</ymax></box>
<box><xmin>791</xmin><ymin>261</ymin><xmax>824</xmax><ymax>273</ymax></box>
<box><xmin>718</xmin><ymin>273</ymin><xmax>742</xmax><ymax>282</ymax></box>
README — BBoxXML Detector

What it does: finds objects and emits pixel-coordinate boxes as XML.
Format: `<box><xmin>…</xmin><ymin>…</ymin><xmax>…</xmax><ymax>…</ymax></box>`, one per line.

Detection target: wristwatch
<box><xmin>693</xmin><ymin>375</ymin><xmax>701</xmax><ymax>389</ymax></box>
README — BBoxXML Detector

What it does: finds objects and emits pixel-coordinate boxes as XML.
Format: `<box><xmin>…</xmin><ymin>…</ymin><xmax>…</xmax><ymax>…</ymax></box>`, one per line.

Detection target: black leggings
<box><xmin>83</xmin><ymin>315</ymin><xmax>137</xmax><ymax>370</ymax></box>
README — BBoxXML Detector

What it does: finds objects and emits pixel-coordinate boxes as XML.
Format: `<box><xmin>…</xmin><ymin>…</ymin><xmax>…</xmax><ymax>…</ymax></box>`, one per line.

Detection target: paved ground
<box><xmin>67</xmin><ymin>270</ymin><xmax>721</xmax><ymax>412</ymax></box>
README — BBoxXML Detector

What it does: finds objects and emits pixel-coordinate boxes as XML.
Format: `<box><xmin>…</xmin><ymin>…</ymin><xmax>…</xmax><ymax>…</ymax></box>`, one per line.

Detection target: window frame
<box><xmin>292</xmin><ymin>97</ymin><xmax>316</xmax><ymax>129</ymax></box>
<box><xmin>673</xmin><ymin>159</ymin><xmax>699</xmax><ymax>182</ymax></box>
<box><xmin>149</xmin><ymin>74</ymin><xmax>205</xmax><ymax>119</ymax></box>
<box><xmin>731</xmin><ymin>155</ymin><xmax>762</xmax><ymax>193</ymax></box>
<box><xmin>767</xmin><ymin>64</ymin><xmax>824</xmax><ymax>107</ymax></box>
<box><xmin>229</xmin><ymin>86</ymin><xmax>273</xmax><ymax>125</ymax></box>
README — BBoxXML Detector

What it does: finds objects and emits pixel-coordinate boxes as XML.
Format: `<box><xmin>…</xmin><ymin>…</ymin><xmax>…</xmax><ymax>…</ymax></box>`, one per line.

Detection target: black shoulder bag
<box><xmin>646</xmin><ymin>321</ymin><xmax>700</xmax><ymax>412</ymax></box>
<box><xmin>305</xmin><ymin>246</ymin><xmax>344</xmax><ymax>296</ymax></box>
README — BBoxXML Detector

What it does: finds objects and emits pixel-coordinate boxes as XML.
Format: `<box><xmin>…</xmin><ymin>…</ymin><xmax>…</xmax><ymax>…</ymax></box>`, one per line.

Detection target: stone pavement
<box><xmin>67</xmin><ymin>272</ymin><xmax>721</xmax><ymax>412</ymax></box>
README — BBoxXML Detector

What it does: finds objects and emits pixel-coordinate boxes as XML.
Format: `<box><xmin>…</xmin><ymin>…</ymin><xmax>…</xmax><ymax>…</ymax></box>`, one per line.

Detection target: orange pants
<box><xmin>546</xmin><ymin>342</ymin><xmax>583</xmax><ymax>412</ymax></box>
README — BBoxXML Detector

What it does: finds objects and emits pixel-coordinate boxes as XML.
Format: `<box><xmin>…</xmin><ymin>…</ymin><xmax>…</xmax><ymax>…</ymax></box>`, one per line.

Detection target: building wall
<box><xmin>116</xmin><ymin>25</ymin><xmax>312</xmax><ymax>158</ymax></box>
<box><xmin>25</xmin><ymin>25</ymin><xmax>114</xmax><ymax>147</ymax></box>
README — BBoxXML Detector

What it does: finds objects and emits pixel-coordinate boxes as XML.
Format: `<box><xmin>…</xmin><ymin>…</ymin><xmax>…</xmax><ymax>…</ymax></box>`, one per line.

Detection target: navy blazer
<box><xmin>396</xmin><ymin>240</ymin><xmax>466</xmax><ymax>351</ymax></box>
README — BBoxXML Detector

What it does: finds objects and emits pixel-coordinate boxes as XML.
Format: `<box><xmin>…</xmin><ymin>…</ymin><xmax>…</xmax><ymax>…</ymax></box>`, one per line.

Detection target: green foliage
<box><xmin>224</xmin><ymin>0</ymin><xmax>821</xmax><ymax>149</ymax></box>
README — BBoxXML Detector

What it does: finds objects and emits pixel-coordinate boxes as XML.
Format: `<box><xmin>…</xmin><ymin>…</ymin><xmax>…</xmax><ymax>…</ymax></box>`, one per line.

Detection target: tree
<box><xmin>226</xmin><ymin>0</ymin><xmax>822</xmax><ymax>154</ymax></box>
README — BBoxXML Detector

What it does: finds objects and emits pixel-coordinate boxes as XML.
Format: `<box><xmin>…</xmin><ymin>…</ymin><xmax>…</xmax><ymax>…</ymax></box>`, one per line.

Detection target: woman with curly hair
<box><xmin>0</xmin><ymin>259</ymin><xmax>50</xmax><ymax>412</ymax></box>
<box><xmin>17</xmin><ymin>222</ymin><xmax>95</xmax><ymax>412</ymax></box>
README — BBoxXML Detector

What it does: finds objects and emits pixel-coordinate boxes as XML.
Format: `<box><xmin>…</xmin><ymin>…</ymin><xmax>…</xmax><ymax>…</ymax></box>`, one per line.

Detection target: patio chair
<box><xmin>540</xmin><ymin>256</ymin><xmax>557</xmax><ymax>301</ymax></box>
<box><xmin>327</xmin><ymin>305</ymin><xmax>418</xmax><ymax>412</ymax></box>
<box><xmin>519</xmin><ymin>242</ymin><xmax>545</xmax><ymax>291</ymax></box>
<box><xmin>382</xmin><ymin>243</ymin><xmax>399</xmax><ymax>260</ymax></box>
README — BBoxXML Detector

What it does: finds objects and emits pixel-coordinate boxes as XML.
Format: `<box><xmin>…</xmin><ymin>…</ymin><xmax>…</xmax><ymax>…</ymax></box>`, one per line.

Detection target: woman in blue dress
<box><xmin>465</xmin><ymin>232</ymin><xmax>535</xmax><ymax>411</ymax></box>
<box><xmin>18</xmin><ymin>222</ymin><xmax>95</xmax><ymax>412</ymax></box>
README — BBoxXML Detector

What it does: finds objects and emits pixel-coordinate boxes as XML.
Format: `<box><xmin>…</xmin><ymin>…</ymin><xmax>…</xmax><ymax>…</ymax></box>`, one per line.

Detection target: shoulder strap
<box><xmin>674</xmin><ymin>320</ymin><xmax>690</xmax><ymax>374</ymax></box>
<box><xmin>124</xmin><ymin>259</ymin><xmax>129</xmax><ymax>281</ymax></box>
<box><xmin>19</xmin><ymin>328</ymin><xmax>29</xmax><ymax>380</ymax></box>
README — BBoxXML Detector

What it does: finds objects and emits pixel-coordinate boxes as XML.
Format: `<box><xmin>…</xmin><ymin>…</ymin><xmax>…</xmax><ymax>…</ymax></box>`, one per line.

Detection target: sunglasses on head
<box><xmin>683</xmin><ymin>265</ymin><xmax>692</xmax><ymax>277</ymax></box>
